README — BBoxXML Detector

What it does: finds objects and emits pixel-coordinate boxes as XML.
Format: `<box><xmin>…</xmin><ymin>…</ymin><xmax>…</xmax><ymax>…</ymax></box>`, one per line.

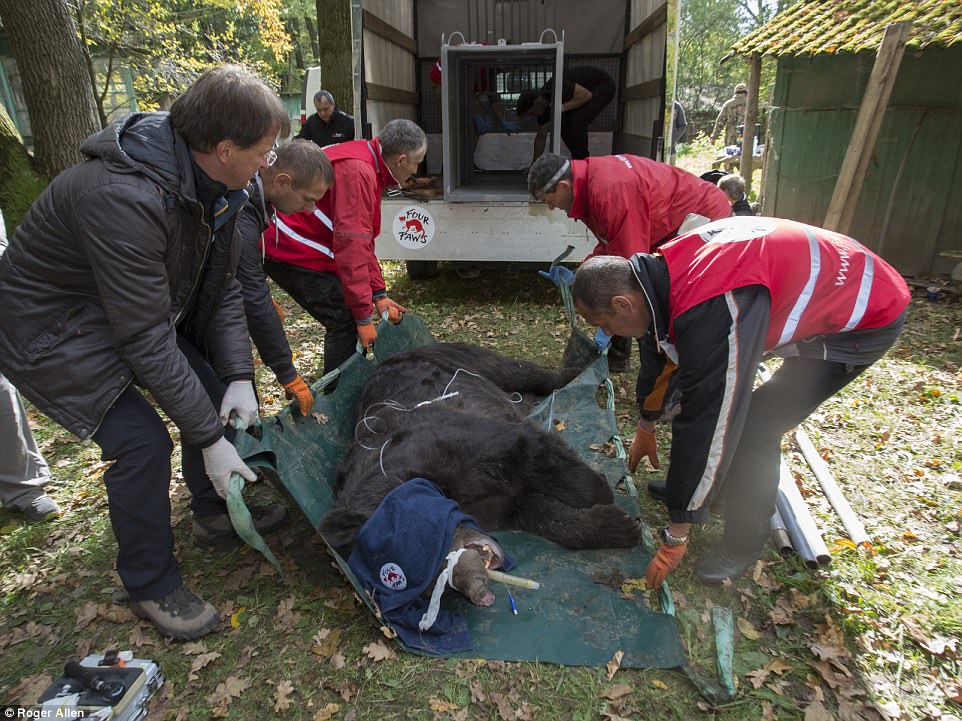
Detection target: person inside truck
<box><xmin>297</xmin><ymin>90</ymin><xmax>355</xmax><ymax>147</ymax></box>
<box><xmin>263</xmin><ymin>119</ymin><xmax>426</xmax><ymax>376</ymax></box>
<box><xmin>527</xmin><ymin>151</ymin><xmax>731</xmax><ymax>376</ymax></box>
<box><xmin>516</xmin><ymin>65</ymin><xmax>615</xmax><ymax>162</ymax></box>
<box><xmin>571</xmin><ymin>220</ymin><xmax>909</xmax><ymax>587</ymax></box>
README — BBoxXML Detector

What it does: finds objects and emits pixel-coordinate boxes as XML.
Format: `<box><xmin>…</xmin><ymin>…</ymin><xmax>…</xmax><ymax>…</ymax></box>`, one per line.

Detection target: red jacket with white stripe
<box><xmin>632</xmin><ymin>217</ymin><xmax>910</xmax><ymax>522</ymax></box>
<box><xmin>263</xmin><ymin>138</ymin><xmax>396</xmax><ymax>322</ymax></box>
<box><xmin>568</xmin><ymin>154</ymin><xmax>732</xmax><ymax>258</ymax></box>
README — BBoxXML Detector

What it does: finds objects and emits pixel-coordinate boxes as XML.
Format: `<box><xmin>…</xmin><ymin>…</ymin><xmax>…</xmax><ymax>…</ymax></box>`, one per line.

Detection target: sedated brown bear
<box><xmin>318</xmin><ymin>342</ymin><xmax>641</xmax><ymax>563</ymax></box>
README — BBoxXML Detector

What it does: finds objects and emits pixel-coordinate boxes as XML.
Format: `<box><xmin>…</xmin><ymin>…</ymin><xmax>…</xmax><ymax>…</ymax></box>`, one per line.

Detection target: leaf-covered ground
<box><xmin>1</xmin><ymin>260</ymin><xmax>959</xmax><ymax>721</ymax></box>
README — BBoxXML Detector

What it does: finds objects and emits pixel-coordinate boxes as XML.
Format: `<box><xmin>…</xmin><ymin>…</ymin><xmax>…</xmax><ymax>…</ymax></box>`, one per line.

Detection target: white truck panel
<box><xmin>377</xmin><ymin>198</ymin><xmax>594</xmax><ymax>262</ymax></box>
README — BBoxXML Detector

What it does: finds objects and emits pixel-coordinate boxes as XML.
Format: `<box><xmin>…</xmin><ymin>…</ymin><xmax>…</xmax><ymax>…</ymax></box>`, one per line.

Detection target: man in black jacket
<box><xmin>0</xmin><ymin>65</ymin><xmax>291</xmax><ymax>640</ymax></box>
<box><xmin>297</xmin><ymin>90</ymin><xmax>355</xmax><ymax>147</ymax></box>
<box><xmin>236</xmin><ymin>139</ymin><xmax>334</xmax><ymax>413</ymax></box>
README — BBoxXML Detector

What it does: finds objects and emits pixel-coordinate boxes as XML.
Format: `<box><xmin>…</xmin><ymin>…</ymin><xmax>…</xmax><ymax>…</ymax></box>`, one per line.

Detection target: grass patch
<box><xmin>2</xmin><ymin>261</ymin><xmax>960</xmax><ymax>721</ymax></box>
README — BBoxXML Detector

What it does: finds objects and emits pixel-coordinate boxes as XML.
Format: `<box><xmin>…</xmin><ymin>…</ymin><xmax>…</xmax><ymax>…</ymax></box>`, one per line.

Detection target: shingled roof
<box><xmin>731</xmin><ymin>0</ymin><xmax>962</xmax><ymax>56</ymax></box>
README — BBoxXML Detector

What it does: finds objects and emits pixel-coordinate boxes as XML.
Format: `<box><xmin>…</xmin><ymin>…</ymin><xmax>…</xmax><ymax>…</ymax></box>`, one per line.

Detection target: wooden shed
<box><xmin>731</xmin><ymin>0</ymin><xmax>962</xmax><ymax>277</ymax></box>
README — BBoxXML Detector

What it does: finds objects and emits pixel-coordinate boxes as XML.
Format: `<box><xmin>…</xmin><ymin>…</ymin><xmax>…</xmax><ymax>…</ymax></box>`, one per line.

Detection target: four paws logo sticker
<box><xmin>393</xmin><ymin>206</ymin><xmax>436</xmax><ymax>249</ymax></box>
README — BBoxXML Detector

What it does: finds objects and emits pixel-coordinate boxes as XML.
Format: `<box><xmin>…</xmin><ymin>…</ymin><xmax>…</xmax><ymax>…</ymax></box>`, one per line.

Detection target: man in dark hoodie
<box><xmin>0</xmin><ymin>65</ymin><xmax>291</xmax><ymax>640</ymax></box>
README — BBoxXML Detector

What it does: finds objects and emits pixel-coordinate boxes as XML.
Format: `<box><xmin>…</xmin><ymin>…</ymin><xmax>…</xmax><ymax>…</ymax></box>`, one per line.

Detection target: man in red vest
<box><xmin>571</xmin><ymin>217</ymin><xmax>910</xmax><ymax>587</ymax></box>
<box><xmin>528</xmin><ymin>151</ymin><xmax>731</xmax><ymax>381</ymax></box>
<box><xmin>263</xmin><ymin>119</ymin><xmax>427</xmax><ymax>375</ymax></box>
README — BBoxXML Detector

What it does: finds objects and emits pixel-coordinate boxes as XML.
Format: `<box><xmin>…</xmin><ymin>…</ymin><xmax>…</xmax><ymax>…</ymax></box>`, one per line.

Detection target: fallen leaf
<box><xmin>737</xmin><ymin>616</ymin><xmax>761</xmax><ymax>640</ymax></box>
<box><xmin>470</xmin><ymin>679</ymin><xmax>486</xmax><ymax>704</ymax></box>
<box><xmin>804</xmin><ymin>700</ymin><xmax>834</xmax><ymax>721</ymax></box>
<box><xmin>760</xmin><ymin>700</ymin><xmax>778</xmax><ymax>721</ymax></box>
<box><xmin>5</xmin><ymin>673</ymin><xmax>52</xmax><ymax>706</ymax></box>
<box><xmin>553</xmin><ymin>419</ymin><xmax>567</xmax><ymax>432</ymax></box>
<box><xmin>311</xmin><ymin>628</ymin><xmax>343</xmax><ymax>658</ymax></box>
<box><xmin>362</xmin><ymin>640</ymin><xmax>395</xmax><ymax>662</ymax></box>
<box><xmin>75</xmin><ymin>602</ymin><xmax>99</xmax><ymax>628</ymax></box>
<box><xmin>274</xmin><ymin>679</ymin><xmax>295</xmax><ymax>712</ymax></box>
<box><xmin>313</xmin><ymin>702</ymin><xmax>341</xmax><ymax>721</ymax></box>
<box><xmin>601</xmin><ymin>683</ymin><xmax>633</xmax><ymax>700</ymax></box>
<box><xmin>429</xmin><ymin>697</ymin><xmax>459</xmax><ymax>713</ymax></box>
<box><xmin>128</xmin><ymin>624</ymin><xmax>155</xmax><ymax>649</ymax></box>
<box><xmin>98</xmin><ymin>604</ymin><xmax>135</xmax><ymax>625</ymax></box>
<box><xmin>207</xmin><ymin>675</ymin><xmax>251</xmax><ymax>718</ymax></box>
<box><xmin>650</xmin><ymin>678</ymin><xmax>668</xmax><ymax>690</ymax></box>
<box><xmin>620</xmin><ymin>577</ymin><xmax>647</xmax><ymax>594</ymax></box>
<box><xmin>188</xmin><ymin>651</ymin><xmax>221</xmax><ymax>682</ymax></box>
<box><xmin>275</xmin><ymin>596</ymin><xmax>301</xmax><ymax>628</ymax></box>
<box><xmin>770</xmin><ymin>597</ymin><xmax>796</xmax><ymax>625</ymax></box>
<box><xmin>606</xmin><ymin>650</ymin><xmax>624</xmax><ymax>681</ymax></box>
<box><xmin>230</xmin><ymin>606</ymin><xmax>246</xmax><ymax>629</ymax></box>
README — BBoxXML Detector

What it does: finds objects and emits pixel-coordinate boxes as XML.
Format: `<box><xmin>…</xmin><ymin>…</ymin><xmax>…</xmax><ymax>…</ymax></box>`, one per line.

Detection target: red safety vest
<box><xmin>660</xmin><ymin>217</ymin><xmax>910</xmax><ymax>351</ymax></box>
<box><xmin>264</xmin><ymin>138</ymin><xmax>396</xmax><ymax>273</ymax></box>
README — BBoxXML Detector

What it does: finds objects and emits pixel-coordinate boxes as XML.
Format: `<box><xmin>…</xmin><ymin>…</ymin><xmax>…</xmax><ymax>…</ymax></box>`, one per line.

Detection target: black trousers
<box><xmin>719</xmin><ymin>356</ymin><xmax>869</xmax><ymax>552</ymax></box>
<box><xmin>92</xmin><ymin>336</ymin><xmax>229</xmax><ymax>601</ymax></box>
<box><xmin>561</xmin><ymin>81</ymin><xmax>615</xmax><ymax>159</ymax></box>
<box><xmin>263</xmin><ymin>260</ymin><xmax>358</xmax><ymax>376</ymax></box>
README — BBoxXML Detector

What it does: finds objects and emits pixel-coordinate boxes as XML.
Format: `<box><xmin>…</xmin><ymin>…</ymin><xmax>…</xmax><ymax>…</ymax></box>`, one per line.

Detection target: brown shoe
<box><xmin>128</xmin><ymin>584</ymin><xmax>219</xmax><ymax>640</ymax></box>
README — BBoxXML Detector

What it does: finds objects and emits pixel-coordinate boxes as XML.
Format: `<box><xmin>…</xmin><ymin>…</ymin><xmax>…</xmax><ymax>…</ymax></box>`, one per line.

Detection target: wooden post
<box><xmin>823</xmin><ymin>21</ymin><xmax>912</xmax><ymax>234</ymax></box>
<box><xmin>739</xmin><ymin>53</ymin><xmax>762</xmax><ymax>195</ymax></box>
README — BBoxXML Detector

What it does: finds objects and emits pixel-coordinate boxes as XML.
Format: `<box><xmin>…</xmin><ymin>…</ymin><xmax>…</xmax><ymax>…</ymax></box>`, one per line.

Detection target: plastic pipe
<box><xmin>776</xmin><ymin>459</ymin><xmax>831</xmax><ymax>568</ymax></box>
<box><xmin>794</xmin><ymin>428</ymin><xmax>872</xmax><ymax>550</ymax></box>
<box><xmin>770</xmin><ymin>508</ymin><xmax>794</xmax><ymax>557</ymax></box>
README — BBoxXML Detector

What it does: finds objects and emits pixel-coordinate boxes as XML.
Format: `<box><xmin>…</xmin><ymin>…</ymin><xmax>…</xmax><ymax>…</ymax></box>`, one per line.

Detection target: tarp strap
<box><xmin>226</xmin><ymin>472</ymin><xmax>284</xmax><ymax>575</ymax></box>
<box><xmin>677</xmin><ymin>605</ymin><xmax>737</xmax><ymax>705</ymax></box>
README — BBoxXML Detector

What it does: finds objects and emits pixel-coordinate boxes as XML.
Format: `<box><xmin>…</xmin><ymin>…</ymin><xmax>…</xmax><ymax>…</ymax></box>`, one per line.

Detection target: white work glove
<box><xmin>201</xmin><ymin>436</ymin><xmax>257</xmax><ymax>499</ymax></box>
<box><xmin>219</xmin><ymin>380</ymin><xmax>259</xmax><ymax>430</ymax></box>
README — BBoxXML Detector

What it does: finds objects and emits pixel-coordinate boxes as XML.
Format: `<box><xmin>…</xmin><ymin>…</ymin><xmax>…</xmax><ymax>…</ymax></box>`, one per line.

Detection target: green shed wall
<box><xmin>762</xmin><ymin>46</ymin><xmax>962</xmax><ymax>276</ymax></box>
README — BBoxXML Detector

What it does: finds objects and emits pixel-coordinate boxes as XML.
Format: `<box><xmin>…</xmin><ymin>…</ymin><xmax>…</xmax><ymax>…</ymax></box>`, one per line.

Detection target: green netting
<box><xmin>229</xmin><ymin>309</ymin><xmax>733</xmax><ymax>699</ymax></box>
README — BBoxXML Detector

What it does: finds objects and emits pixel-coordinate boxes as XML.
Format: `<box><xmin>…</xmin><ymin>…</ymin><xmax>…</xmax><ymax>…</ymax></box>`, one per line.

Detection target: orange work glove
<box><xmin>282</xmin><ymin>375</ymin><xmax>313</xmax><ymax>416</ymax></box>
<box><xmin>374</xmin><ymin>297</ymin><xmax>406</xmax><ymax>324</ymax></box>
<box><xmin>628</xmin><ymin>421</ymin><xmax>660</xmax><ymax>472</ymax></box>
<box><xmin>356</xmin><ymin>322</ymin><xmax>377</xmax><ymax>349</ymax></box>
<box><xmin>645</xmin><ymin>541</ymin><xmax>688</xmax><ymax>588</ymax></box>
<box><xmin>272</xmin><ymin>297</ymin><xmax>285</xmax><ymax>324</ymax></box>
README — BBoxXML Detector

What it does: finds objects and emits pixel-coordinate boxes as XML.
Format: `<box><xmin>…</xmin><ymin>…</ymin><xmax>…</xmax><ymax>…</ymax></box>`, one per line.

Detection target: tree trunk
<box><xmin>0</xmin><ymin>0</ymin><xmax>100</xmax><ymax>179</ymax></box>
<box><xmin>304</xmin><ymin>13</ymin><xmax>320</xmax><ymax>64</ymax></box>
<box><xmin>0</xmin><ymin>104</ymin><xmax>47</xmax><ymax>237</ymax></box>
<box><xmin>315</xmin><ymin>0</ymin><xmax>355</xmax><ymax>119</ymax></box>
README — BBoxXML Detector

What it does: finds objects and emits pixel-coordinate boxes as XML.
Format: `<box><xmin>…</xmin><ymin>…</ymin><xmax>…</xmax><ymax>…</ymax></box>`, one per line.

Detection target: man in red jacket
<box><xmin>263</xmin><ymin>119</ymin><xmax>427</xmax><ymax>375</ymax></box>
<box><xmin>528</xmin><ymin>151</ymin><xmax>731</xmax><ymax>379</ymax></box>
<box><xmin>572</xmin><ymin>216</ymin><xmax>909</xmax><ymax>587</ymax></box>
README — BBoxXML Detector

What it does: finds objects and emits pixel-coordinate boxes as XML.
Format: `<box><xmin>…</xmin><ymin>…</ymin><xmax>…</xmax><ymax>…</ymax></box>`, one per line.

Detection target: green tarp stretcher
<box><xmin>228</xmin><ymin>294</ymin><xmax>734</xmax><ymax>702</ymax></box>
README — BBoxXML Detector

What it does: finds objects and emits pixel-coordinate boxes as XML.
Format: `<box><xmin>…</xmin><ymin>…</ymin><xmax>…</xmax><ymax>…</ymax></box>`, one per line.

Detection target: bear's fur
<box><xmin>318</xmin><ymin>343</ymin><xmax>640</xmax><ymax>556</ymax></box>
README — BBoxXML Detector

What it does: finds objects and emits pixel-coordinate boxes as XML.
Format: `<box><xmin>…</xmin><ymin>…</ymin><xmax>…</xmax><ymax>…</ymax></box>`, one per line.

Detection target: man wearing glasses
<box><xmin>0</xmin><ymin>65</ymin><xmax>290</xmax><ymax>641</ymax></box>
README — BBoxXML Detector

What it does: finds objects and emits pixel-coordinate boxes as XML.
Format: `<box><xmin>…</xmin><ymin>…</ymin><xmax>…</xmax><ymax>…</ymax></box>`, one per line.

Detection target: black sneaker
<box><xmin>694</xmin><ymin>545</ymin><xmax>763</xmax><ymax>586</ymax></box>
<box><xmin>193</xmin><ymin>503</ymin><xmax>289</xmax><ymax>546</ymax></box>
<box><xmin>127</xmin><ymin>584</ymin><xmax>219</xmax><ymax>640</ymax></box>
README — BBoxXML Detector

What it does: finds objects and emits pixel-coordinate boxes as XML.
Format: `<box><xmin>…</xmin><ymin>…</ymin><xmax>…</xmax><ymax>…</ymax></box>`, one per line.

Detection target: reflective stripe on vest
<box><xmin>274</xmin><ymin>216</ymin><xmax>335</xmax><ymax>259</ymax></box>
<box><xmin>775</xmin><ymin>227</ymin><xmax>820</xmax><ymax>347</ymax></box>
